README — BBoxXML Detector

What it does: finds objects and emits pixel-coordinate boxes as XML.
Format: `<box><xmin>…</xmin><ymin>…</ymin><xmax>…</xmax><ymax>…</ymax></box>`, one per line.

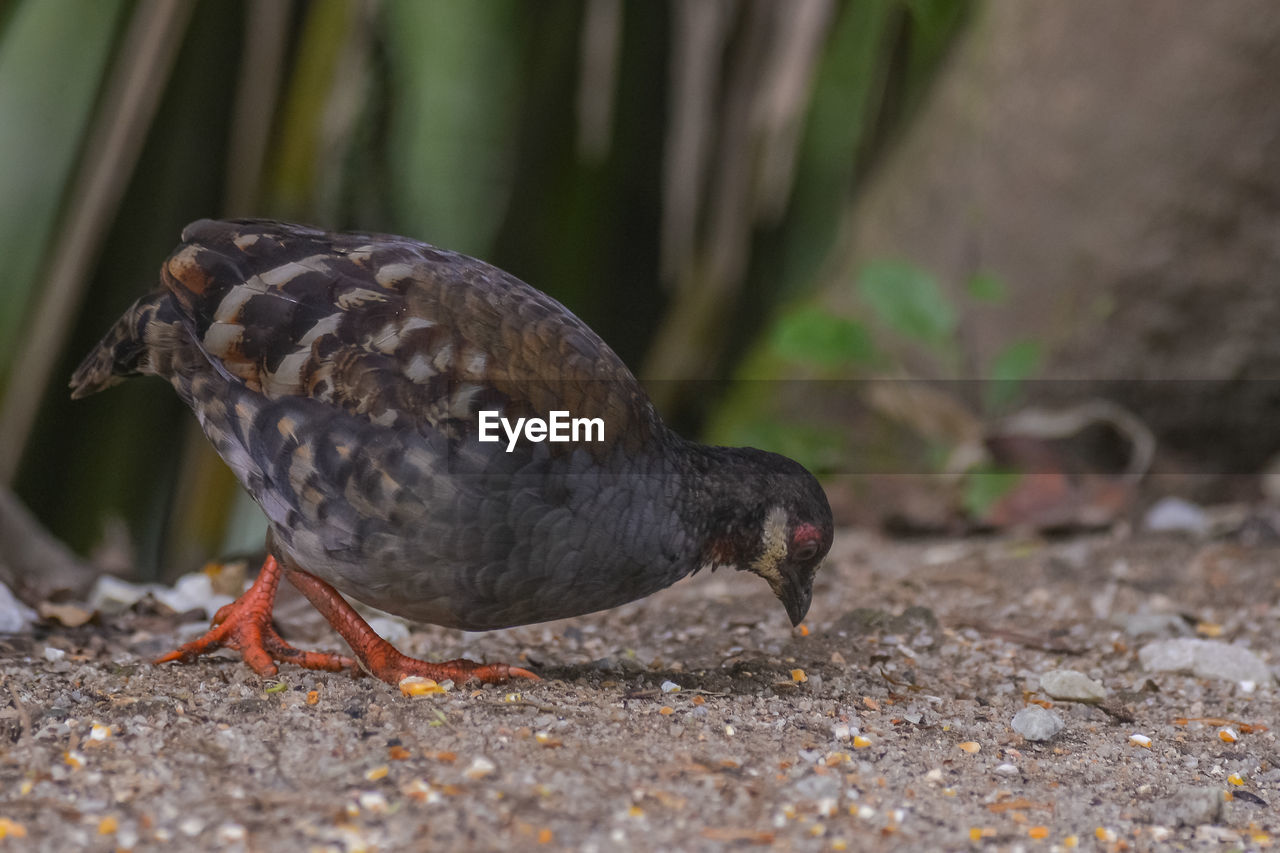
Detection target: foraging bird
<box><xmin>71</xmin><ymin>219</ymin><xmax>833</xmax><ymax>685</ymax></box>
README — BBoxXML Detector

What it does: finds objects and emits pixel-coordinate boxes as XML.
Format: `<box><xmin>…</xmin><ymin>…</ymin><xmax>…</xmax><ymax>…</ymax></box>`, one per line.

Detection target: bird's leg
<box><xmin>154</xmin><ymin>555</ymin><xmax>356</xmax><ymax>676</ymax></box>
<box><xmin>284</xmin><ymin>568</ymin><xmax>539</xmax><ymax>685</ymax></box>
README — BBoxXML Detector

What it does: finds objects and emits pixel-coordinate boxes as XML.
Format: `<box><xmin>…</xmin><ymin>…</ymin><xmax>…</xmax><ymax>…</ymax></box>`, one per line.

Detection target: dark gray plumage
<box><xmin>71</xmin><ymin>219</ymin><xmax>833</xmax><ymax>682</ymax></box>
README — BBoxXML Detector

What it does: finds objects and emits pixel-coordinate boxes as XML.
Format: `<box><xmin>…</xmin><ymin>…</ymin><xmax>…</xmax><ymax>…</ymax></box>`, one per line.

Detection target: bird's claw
<box><xmin>379</xmin><ymin>655</ymin><xmax>540</xmax><ymax>686</ymax></box>
<box><xmin>154</xmin><ymin>555</ymin><xmax>356</xmax><ymax>676</ymax></box>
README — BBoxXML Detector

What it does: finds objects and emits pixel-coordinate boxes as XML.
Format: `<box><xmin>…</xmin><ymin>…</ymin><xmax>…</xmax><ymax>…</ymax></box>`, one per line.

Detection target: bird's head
<box><xmin>749</xmin><ymin>502</ymin><xmax>832</xmax><ymax>627</ymax></box>
<box><xmin>694</xmin><ymin>446</ymin><xmax>834</xmax><ymax>626</ymax></box>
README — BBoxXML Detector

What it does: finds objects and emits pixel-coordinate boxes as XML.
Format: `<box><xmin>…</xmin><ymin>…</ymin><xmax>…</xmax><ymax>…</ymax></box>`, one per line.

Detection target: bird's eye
<box><xmin>793</xmin><ymin>541</ymin><xmax>819</xmax><ymax>563</ymax></box>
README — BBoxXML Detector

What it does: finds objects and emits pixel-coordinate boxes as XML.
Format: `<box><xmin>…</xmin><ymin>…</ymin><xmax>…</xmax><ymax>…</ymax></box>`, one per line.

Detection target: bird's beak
<box><xmin>777</xmin><ymin>565</ymin><xmax>813</xmax><ymax>627</ymax></box>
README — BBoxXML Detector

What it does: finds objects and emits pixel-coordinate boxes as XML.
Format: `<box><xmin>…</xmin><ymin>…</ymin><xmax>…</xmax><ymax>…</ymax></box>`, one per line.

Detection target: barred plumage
<box><xmin>73</xmin><ymin>219</ymin><xmax>832</xmax><ymax>683</ymax></box>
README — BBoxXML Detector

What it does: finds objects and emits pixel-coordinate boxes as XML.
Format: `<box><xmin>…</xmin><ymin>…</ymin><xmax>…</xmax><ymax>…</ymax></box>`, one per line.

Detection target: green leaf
<box><xmin>856</xmin><ymin>260</ymin><xmax>955</xmax><ymax>346</ymax></box>
<box><xmin>962</xmin><ymin>467</ymin><xmax>1022</xmax><ymax>518</ymax></box>
<box><xmin>990</xmin><ymin>340</ymin><xmax>1043</xmax><ymax>381</ymax></box>
<box><xmin>966</xmin><ymin>272</ymin><xmax>1007</xmax><ymax>303</ymax></box>
<box><xmin>985</xmin><ymin>339</ymin><xmax>1043</xmax><ymax>410</ymax></box>
<box><xmin>771</xmin><ymin>306</ymin><xmax>876</xmax><ymax>367</ymax></box>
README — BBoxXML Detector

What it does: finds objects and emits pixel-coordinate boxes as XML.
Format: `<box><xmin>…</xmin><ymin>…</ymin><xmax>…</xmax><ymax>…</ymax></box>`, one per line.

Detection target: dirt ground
<box><xmin>0</xmin><ymin>524</ymin><xmax>1276</xmax><ymax>852</ymax></box>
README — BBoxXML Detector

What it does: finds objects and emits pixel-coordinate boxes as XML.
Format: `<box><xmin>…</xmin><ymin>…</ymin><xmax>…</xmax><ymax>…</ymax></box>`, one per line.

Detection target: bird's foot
<box><xmin>367</xmin><ymin>649</ymin><xmax>539</xmax><ymax>686</ymax></box>
<box><xmin>285</xmin><ymin>568</ymin><xmax>539</xmax><ymax>686</ymax></box>
<box><xmin>154</xmin><ymin>555</ymin><xmax>356</xmax><ymax>677</ymax></box>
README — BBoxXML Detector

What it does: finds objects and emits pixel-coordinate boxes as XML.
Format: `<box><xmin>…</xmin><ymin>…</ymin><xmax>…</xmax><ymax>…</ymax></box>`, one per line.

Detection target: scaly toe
<box><xmin>378</xmin><ymin>654</ymin><xmax>539</xmax><ymax>686</ymax></box>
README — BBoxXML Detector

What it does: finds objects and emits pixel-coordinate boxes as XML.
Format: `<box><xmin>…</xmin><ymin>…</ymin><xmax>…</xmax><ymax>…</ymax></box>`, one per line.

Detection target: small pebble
<box><xmin>465</xmin><ymin>756</ymin><xmax>496</xmax><ymax>779</ymax></box>
<box><xmin>216</xmin><ymin>823</ymin><xmax>247</xmax><ymax>844</ymax></box>
<box><xmin>1121</xmin><ymin>612</ymin><xmax>1191</xmax><ymax>638</ymax></box>
<box><xmin>1144</xmin><ymin>497</ymin><xmax>1209</xmax><ymax>535</ymax></box>
<box><xmin>994</xmin><ymin>763</ymin><xmax>1019</xmax><ymax>776</ymax></box>
<box><xmin>1011</xmin><ymin>706</ymin><xmax>1065</xmax><ymax>741</ymax></box>
<box><xmin>1040</xmin><ymin>669</ymin><xmax>1106</xmax><ymax>702</ymax></box>
<box><xmin>0</xmin><ymin>583</ymin><xmax>36</xmax><ymax>632</ymax></box>
<box><xmin>1149</xmin><ymin>785</ymin><xmax>1223</xmax><ymax>827</ymax></box>
<box><xmin>660</xmin><ymin>680</ymin><xmax>680</xmax><ymax>694</ymax></box>
<box><xmin>1138</xmin><ymin>639</ymin><xmax>1273</xmax><ymax>684</ymax></box>
<box><xmin>357</xmin><ymin>791</ymin><xmax>389</xmax><ymax>814</ymax></box>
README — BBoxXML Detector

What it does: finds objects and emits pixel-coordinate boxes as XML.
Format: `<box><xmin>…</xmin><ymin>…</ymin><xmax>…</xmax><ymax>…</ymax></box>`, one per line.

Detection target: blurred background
<box><xmin>4</xmin><ymin>0</ymin><xmax>1280</xmax><ymax>589</ymax></box>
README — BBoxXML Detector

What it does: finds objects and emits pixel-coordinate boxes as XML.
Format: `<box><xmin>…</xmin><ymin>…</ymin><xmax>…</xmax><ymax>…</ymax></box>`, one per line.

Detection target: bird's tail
<box><xmin>69</xmin><ymin>291</ymin><xmax>171</xmax><ymax>399</ymax></box>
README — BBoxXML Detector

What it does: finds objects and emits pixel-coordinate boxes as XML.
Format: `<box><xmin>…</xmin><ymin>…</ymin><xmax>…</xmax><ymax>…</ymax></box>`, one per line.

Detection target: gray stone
<box><xmin>1144</xmin><ymin>497</ymin><xmax>1210</xmax><ymax>536</ymax></box>
<box><xmin>1139</xmin><ymin>639</ymin><xmax>1273</xmax><ymax>684</ymax></box>
<box><xmin>1149</xmin><ymin>785</ymin><xmax>1223</xmax><ymax>827</ymax></box>
<box><xmin>1010</xmin><ymin>705</ymin><xmax>1065</xmax><ymax>741</ymax></box>
<box><xmin>1040</xmin><ymin>669</ymin><xmax>1107</xmax><ymax>702</ymax></box>
<box><xmin>0</xmin><ymin>582</ymin><xmax>35</xmax><ymax>633</ymax></box>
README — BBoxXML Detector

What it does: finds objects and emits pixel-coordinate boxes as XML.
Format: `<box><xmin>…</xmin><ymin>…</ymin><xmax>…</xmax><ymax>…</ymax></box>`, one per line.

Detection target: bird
<box><xmin>71</xmin><ymin>219</ymin><xmax>833</xmax><ymax>685</ymax></box>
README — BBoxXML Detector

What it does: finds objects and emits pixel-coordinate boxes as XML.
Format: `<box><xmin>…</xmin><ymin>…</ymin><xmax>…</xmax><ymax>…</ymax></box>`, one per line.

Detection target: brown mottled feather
<box><xmin>160</xmin><ymin>219</ymin><xmax>657</xmax><ymax>453</ymax></box>
<box><xmin>71</xmin><ymin>219</ymin><xmax>834</xmax><ymax>632</ymax></box>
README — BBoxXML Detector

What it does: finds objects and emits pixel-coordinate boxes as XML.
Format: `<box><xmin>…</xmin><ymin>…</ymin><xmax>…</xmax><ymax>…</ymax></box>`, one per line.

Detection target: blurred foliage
<box><xmin>985</xmin><ymin>339</ymin><xmax>1043</xmax><ymax>411</ymax></box>
<box><xmin>771</xmin><ymin>308</ymin><xmax>876</xmax><ymax>369</ymax></box>
<box><xmin>0</xmin><ymin>0</ymin><xmax>127</xmax><ymax>380</ymax></box>
<box><xmin>961</xmin><ymin>465</ymin><xmax>1023</xmax><ymax>519</ymax></box>
<box><xmin>710</xmin><ymin>260</ymin><xmax>1043</xmax><ymax>478</ymax></box>
<box><xmin>381</xmin><ymin>0</ymin><xmax>521</xmax><ymax>254</ymax></box>
<box><xmin>858</xmin><ymin>260</ymin><xmax>957</xmax><ymax>351</ymax></box>
<box><xmin>0</xmin><ymin>0</ymin><xmax>971</xmax><ymax>579</ymax></box>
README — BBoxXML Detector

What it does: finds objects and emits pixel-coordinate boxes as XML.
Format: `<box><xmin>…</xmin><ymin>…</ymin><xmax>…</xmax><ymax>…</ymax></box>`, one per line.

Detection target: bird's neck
<box><xmin>669</xmin><ymin>438</ymin><xmax>772</xmax><ymax>573</ymax></box>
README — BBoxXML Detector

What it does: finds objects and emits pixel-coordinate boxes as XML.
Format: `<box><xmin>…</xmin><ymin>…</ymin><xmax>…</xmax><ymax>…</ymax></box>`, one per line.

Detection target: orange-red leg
<box><xmin>285</xmin><ymin>568</ymin><xmax>539</xmax><ymax>685</ymax></box>
<box><xmin>155</xmin><ymin>555</ymin><xmax>355</xmax><ymax>676</ymax></box>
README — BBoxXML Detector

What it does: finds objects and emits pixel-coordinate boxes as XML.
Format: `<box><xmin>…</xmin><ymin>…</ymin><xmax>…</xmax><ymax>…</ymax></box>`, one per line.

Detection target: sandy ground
<box><xmin>0</xmin><ymin>527</ymin><xmax>1276</xmax><ymax>851</ymax></box>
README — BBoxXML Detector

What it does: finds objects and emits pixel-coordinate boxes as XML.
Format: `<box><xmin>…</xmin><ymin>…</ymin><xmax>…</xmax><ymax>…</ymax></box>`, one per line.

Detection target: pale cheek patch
<box><xmin>751</xmin><ymin>505</ymin><xmax>789</xmax><ymax>586</ymax></box>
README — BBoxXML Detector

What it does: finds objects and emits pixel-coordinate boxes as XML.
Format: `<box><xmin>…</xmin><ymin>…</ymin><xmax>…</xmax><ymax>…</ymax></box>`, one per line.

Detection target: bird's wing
<box><xmin>159</xmin><ymin>218</ymin><xmax>658</xmax><ymax>453</ymax></box>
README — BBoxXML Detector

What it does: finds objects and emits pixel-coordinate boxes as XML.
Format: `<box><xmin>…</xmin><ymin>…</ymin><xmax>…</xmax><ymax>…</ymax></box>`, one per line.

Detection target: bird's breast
<box><xmin>187</xmin><ymin>375</ymin><xmax>694</xmax><ymax>630</ymax></box>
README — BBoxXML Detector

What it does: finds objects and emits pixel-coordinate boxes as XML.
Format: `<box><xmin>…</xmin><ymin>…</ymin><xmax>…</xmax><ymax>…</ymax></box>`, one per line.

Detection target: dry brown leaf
<box><xmin>37</xmin><ymin>602</ymin><xmax>94</xmax><ymax>628</ymax></box>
